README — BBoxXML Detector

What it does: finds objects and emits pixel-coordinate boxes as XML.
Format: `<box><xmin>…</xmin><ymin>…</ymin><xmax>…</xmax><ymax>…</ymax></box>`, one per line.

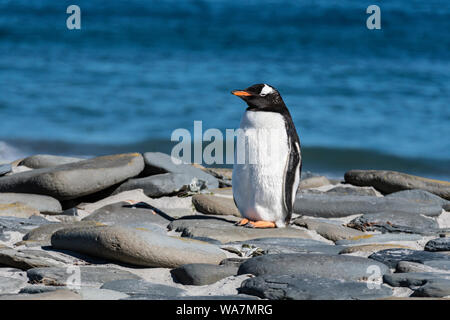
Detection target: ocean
<box><xmin>0</xmin><ymin>0</ymin><xmax>449</xmax><ymax>179</ymax></box>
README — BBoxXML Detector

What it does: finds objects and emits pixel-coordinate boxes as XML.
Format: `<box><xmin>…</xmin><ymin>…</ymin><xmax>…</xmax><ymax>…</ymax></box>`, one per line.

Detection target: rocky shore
<box><xmin>0</xmin><ymin>152</ymin><xmax>449</xmax><ymax>300</ymax></box>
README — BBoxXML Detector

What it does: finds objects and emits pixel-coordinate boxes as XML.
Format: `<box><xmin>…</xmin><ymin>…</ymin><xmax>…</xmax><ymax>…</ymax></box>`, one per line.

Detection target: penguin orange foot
<box><xmin>235</xmin><ymin>219</ymin><xmax>276</xmax><ymax>228</ymax></box>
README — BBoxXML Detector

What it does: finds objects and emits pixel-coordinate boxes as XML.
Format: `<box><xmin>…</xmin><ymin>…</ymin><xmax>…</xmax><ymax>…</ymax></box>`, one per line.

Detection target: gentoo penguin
<box><xmin>231</xmin><ymin>84</ymin><xmax>302</xmax><ymax>228</ymax></box>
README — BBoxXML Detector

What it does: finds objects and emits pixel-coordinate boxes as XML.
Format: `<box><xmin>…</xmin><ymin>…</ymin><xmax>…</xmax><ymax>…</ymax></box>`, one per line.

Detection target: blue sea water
<box><xmin>0</xmin><ymin>0</ymin><xmax>449</xmax><ymax>179</ymax></box>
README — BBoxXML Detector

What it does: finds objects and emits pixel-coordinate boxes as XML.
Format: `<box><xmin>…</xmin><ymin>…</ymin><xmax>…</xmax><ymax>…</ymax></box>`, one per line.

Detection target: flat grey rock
<box><xmin>385</xmin><ymin>189</ymin><xmax>450</xmax><ymax>207</ymax></box>
<box><xmin>395</xmin><ymin>261</ymin><xmax>447</xmax><ymax>273</ymax></box>
<box><xmin>51</xmin><ymin>225</ymin><xmax>226</xmax><ymax>268</ymax></box>
<box><xmin>27</xmin><ymin>266</ymin><xmax>140</xmax><ymax>288</ymax></box>
<box><xmin>383</xmin><ymin>272</ymin><xmax>450</xmax><ymax>287</ymax></box>
<box><xmin>82</xmin><ymin>201</ymin><xmax>171</xmax><ymax>232</ymax></box>
<box><xmin>0</xmin><ymin>249</ymin><xmax>69</xmax><ymax>270</ymax></box>
<box><xmin>335</xmin><ymin>233</ymin><xmax>422</xmax><ymax>246</ymax></box>
<box><xmin>294</xmin><ymin>217</ymin><xmax>366</xmax><ymax>241</ymax></box>
<box><xmin>224</xmin><ymin>238</ymin><xmax>344</xmax><ymax>255</ymax></box>
<box><xmin>22</xmin><ymin>221</ymin><xmax>99</xmax><ymax>246</ymax></box>
<box><xmin>0</xmin><ymin>216</ymin><xmax>52</xmax><ymax>239</ymax></box>
<box><xmin>168</xmin><ymin>216</ymin><xmax>314</xmax><ymax>243</ymax></box>
<box><xmin>369</xmin><ymin>248</ymin><xmax>450</xmax><ymax>268</ymax></box>
<box><xmin>0</xmin><ymin>275</ymin><xmax>27</xmax><ymax>294</ymax></box>
<box><xmin>76</xmin><ymin>287</ymin><xmax>129</xmax><ymax>300</ymax></box>
<box><xmin>347</xmin><ymin>211</ymin><xmax>439</xmax><ymax>235</ymax></box>
<box><xmin>0</xmin><ymin>164</ymin><xmax>12</xmax><ymax>176</ymax></box>
<box><xmin>344</xmin><ymin>170</ymin><xmax>450</xmax><ymax>200</ymax></box>
<box><xmin>0</xmin><ymin>153</ymin><xmax>144</xmax><ymax>200</ymax></box>
<box><xmin>424</xmin><ymin>237</ymin><xmax>450</xmax><ymax>252</ymax></box>
<box><xmin>0</xmin><ymin>289</ymin><xmax>82</xmax><ymax>300</ymax></box>
<box><xmin>0</xmin><ymin>193</ymin><xmax>62</xmax><ymax>215</ymax></box>
<box><xmin>326</xmin><ymin>186</ymin><xmax>378</xmax><ymax>197</ymax></box>
<box><xmin>143</xmin><ymin>152</ymin><xmax>219</xmax><ymax>190</ymax></box>
<box><xmin>240</xmin><ymin>274</ymin><xmax>393</xmax><ymax>300</ymax></box>
<box><xmin>411</xmin><ymin>279</ymin><xmax>450</xmax><ymax>297</ymax></box>
<box><xmin>293</xmin><ymin>194</ymin><xmax>442</xmax><ymax>218</ymax></box>
<box><xmin>171</xmin><ymin>263</ymin><xmax>238</xmax><ymax>285</ymax></box>
<box><xmin>114</xmin><ymin>173</ymin><xmax>210</xmax><ymax>197</ymax></box>
<box><xmin>423</xmin><ymin>260</ymin><xmax>450</xmax><ymax>271</ymax></box>
<box><xmin>238</xmin><ymin>253</ymin><xmax>389</xmax><ymax>282</ymax></box>
<box><xmin>101</xmin><ymin>279</ymin><xmax>185</xmax><ymax>297</ymax></box>
<box><xmin>19</xmin><ymin>155</ymin><xmax>83</xmax><ymax>169</ymax></box>
<box><xmin>19</xmin><ymin>285</ymin><xmax>59</xmax><ymax>294</ymax></box>
<box><xmin>192</xmin><ymin>193</ymin><xmax>241</xmax><ymax>217</ymax></box>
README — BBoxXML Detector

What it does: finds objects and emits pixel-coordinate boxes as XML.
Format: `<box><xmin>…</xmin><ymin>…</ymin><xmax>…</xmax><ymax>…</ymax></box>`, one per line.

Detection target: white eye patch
<box><xmin>260</xmin><ymin>84</ymin><xmax>274</xmax><ymax>96</ymax></box>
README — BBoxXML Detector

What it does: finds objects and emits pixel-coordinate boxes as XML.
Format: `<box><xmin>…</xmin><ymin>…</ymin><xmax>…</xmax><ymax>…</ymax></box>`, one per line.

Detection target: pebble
<box><xmin>19</xmin><ymin>155</ymin><xmax>83</xmax><ymax>169</ymax></box>
<box><xmin>424</xmin><ymin>237</ymin><xmax>450</xmax><ymax>252</ymax></box>
<box><xmin>240</xmin><ymin>274</ymin><xmax>393</xmax><ymax>300</ymax></box>
<box><xmin>51</xmin><ymin>225</ymin><xmax>227</xmax><ymax>268</ymax></box>
<box><xmin>344</xmin><ymin>170</ymin><xmax>450</xmax><ymax>200</ymax></box>
<box><xmin>143</xmin><ymin>152</ymin><xmax>219</xmax><ymax>188</ymax></box>
<box><xmin>411</xmin><ymin>279</ymin><xmax>450</xmax><ymax>297</ymax></box>
<box><xmin>0</xmin><ymin>153</ymin><xmax>144</xmax><ymax>200</ymax></box>
<box><xmin>369</xmin><ymin>248</ymin><xmax>450</xmax><ymax>268</ymax></box>
<box><xmin>395</xmin><ymin>261</ymin><xmax>450</xmax><ymax>273</ymax></box>
<box><xmin>223</xmin><ymin>238</ymin><xmax>343</xmax><ymax>256</ymax></box>
<box><xmin>27</xmin><ymin>266</ymin><xmax>141</xmax><ymax>288</ymax></box>
<box><xmin>237</xmin><ymin>253</ymin><xmax>390</xmax><ymax>281</ymax></box>
<box><xmin>168</xmin><ymin>216</ymin><xmax>315</xmax><ymax>243</ymax></box>
<box><xmin>171</xmin><ymin>263</ymin><xmax>238</xmax><ymax>285</ymax></box>
<box><xmin>0</xmin><ymin>193</ymin><xmax>62</xmax><ymax>215</ymax></box>
<box><xmin>293</xmin><ymin>217</ymin><xmax>366</xmax><ymax>241</ymax></box>
<box><xmin>82</xmin><ymin>201</ymin><xmax>171</xmax><ymax>232</ymax></box>
<box><xmin>192</xmin><ymin>192</ymin><xmax>241</xmax><ymax>217</ymax></box>
<box><xmin>347</xmin><ymin>211</ymin><xmax>439</xmax><ymax>235</ymax></box>
<box><xmin>335</xmin><ymin>233</ymin><xmax>423</xmax><ymax>246</ymax></box>
<box><xmin>383</xmin><ymin>272</ymin><xmax>450</xmax><ymax>287</ymax></box>
<box><xmin>293</xmin><ymin>194</ymin><xmax>442</xmax><ymax>218</ymax></box>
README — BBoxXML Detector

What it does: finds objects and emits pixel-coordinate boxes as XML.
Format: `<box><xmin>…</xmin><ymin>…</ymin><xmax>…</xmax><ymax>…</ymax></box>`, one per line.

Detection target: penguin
<box><xmin>231</xmin><ymin>83</ymin><xmax>302</xmax><ymax>228</ymax></box>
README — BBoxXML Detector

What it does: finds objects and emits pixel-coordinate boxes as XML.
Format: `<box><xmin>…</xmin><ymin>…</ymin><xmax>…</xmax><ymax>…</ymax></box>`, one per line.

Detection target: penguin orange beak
<box><xmin>231</xmin><ymin>90</ymin><xmax>252</xmax><ymax>97</ymax></box>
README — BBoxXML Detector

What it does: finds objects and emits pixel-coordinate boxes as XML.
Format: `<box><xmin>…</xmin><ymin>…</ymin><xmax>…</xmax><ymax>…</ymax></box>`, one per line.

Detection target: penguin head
<box><xmin>231</xmin><ymin>83</ymin><xmax>285</xmax><ymax>111</ymax></box>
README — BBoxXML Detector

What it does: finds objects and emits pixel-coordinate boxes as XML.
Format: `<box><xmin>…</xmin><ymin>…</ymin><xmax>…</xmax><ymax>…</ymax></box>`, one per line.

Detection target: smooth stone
<box><xmin>383</xmin><ymin>272</ymin><xmax>450</xmax><ymax>287</ymax></box>
<box><xmin>0</xmin><ymin>249</ymin><xmax>69</xmax><ymax>270</ymax></box>
<box><xmin>192</xmin><ymin>193</ymin><xmax>240</xmax><ymax>217</ymax></box>
<box><xmin>0</xmin><ymin>203</ymin><xmax>40</xmax><ymax>218</ymax></box>
<box><xmin>202</xmin><ymin>167</ymin><xmax>233</xmax><ymax>181</ymax></box>
<box><xmin>335</xmin><ymin>233</ymin><xmax>422</xmax><ymax>246</ymax></box>
<box><xmin>293</xmin><ymin>194</ymin><xmax>442</xmax><ymax>218</ymax></box>
<box><xmin>385</xmin><ymin>189</ymin><xmax>450</xmax><ymax>207</ymax></box>
<box><xmin>347</xmin><ymin>211</ymin><xmax>439</xmax><ymax>235</ymax></box>
<box><xmin>326</xmin><ymin>186</ymin><xmax>378</xmax><ymax>197</ymax></box>
<box><xmin>411</xmin><ymin>279</ymin><xmax>450</xmax><ymax>297</ymax></box>
<box><xmin>19</xmin><ymin>155</ymin><xmax>83</xmax><ymax>169</ymax></box>
<box><xmin>0</xmin><ymin>275</ymin><xmax>27</xmax><ymax>294</ymax></box>
<box><xmin>101</xmin><ymin>279</ymin><xmax>185</xmax><ymax>297</ymax></box>
<box><xmin>51</xmin><ymin>225</ymin><xmax>226</xmax><ymax>268</ymax></box>
<box><xmin>340</xmin><ymin>244</ymin><xmax>414</xmax><ymax>255</ymax></box>
<box><xmin>27</xmin><ymin>266</ymin><xmax>140</xmax><ymax>288</ymax></box>
<box><xmin>168</xmin><ymin>216</ymin><xmax>315</xmax><ymax>243</ymax></box>
<box><xmin>19</xmin><ymin>285</ymin><xmax>58</xmax><ymax>294</ymax></box>
<box><xmin>0</xmin><ymin>164</ymin><xmax>12</xmax><ymax>176</ymax></box>
<box><xmin>238</xmin><ymin>253</ymin><xmax>390</xmax><ymax>281</ymax></box>
<box><xmin>240</xmin><ymin>274</ymin><xmax>393</xmax><ymax>300</ymax></box>
<box><xmin>425</xmin><ymin>237</ymin><xmax>450</xmax><ymax>252</ymax></box>
<box><xmin>143</xmin><ymin>152</ymin><xmax>219</xmax><ymax>190</ymax></box>
<box><xmin>369</xmin><ymin>249</ymin><xmax>450</xmax><ymax>268</ymax></box>
<box><xmin>113</xmin><ymin>173</ymin><xmax>209</xmax><ymax>197</ymax></box>
<box><xmin>171</xmin><ymin>263</ymin><xmax>238</xmax><ymax>285</ymax></box>
<box><xmin>82</xmin><ymin>201</ymin><xmax>171</xmax><ymax>232</ymax></box>
<box><xmin>224</xmin><ymin>238</ymin><xmax>344</xmax><ymax>256</ymax></box>
<box><xmin>298</xmin><ymin>176</ymin><xmax>330</xmax><ymax>190</ymax></box>
<box><xmin>344</xmin><ymin>170</ymin><xmax>450</xmax><ymax>200</ymax></box>
<box><xmin>0</xmin><ymin>193</ymin><xmax>62</xmax><ymax>215</ymax></box>
<box><xmin>396</xmin><ymin>261</ymin><xmax>449</xmax><ymax>273</ymax></box>
<box><xmin>0</xmin><ymin>289</ymin><xmax>81</xmax><ymax>300</ymax></box>
<box><xmin>0</xmin><ymin>153</ymin><xmax>145</xmax><ymax>200</ymax></box>
<box><xmin>22</xmin><ymin>221</ymin><xmax>101</xmax><ymax>246</ymax></box>
<box><xmin>293</xmin><ymin>217</ymin><xmax>365</xmax><ymax>242</ymax></box>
